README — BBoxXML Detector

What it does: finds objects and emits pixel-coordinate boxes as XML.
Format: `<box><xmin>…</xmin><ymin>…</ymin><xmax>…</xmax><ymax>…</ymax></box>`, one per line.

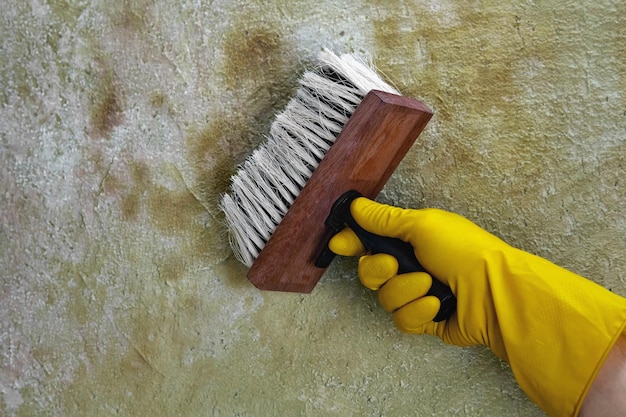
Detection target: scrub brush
<box><xmin>219</xmin><ymin>49</ymin><xmax>455</xmax><ymax>320</ymax></box>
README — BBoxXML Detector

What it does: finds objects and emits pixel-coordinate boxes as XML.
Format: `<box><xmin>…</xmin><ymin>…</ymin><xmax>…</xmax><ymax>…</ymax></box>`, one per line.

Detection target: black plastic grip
<box><xmin>319</xmin><ymin>191</ymin><xmax>456</xmax><ymax>322</ymax></box>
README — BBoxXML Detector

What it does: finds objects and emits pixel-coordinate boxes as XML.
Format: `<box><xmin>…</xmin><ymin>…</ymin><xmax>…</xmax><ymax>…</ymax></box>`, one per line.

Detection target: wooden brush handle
<box><xmin>248</xmin><ymin>90</ymin><xmax>433</xmax><ymax>293</ymax></box>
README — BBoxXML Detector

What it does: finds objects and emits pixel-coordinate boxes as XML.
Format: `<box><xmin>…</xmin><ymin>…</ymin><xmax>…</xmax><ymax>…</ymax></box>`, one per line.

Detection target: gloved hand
<box><xmin>329</xmin><ymin>197</ymin><xmax>626</xmax><ymax>417</ymax></box>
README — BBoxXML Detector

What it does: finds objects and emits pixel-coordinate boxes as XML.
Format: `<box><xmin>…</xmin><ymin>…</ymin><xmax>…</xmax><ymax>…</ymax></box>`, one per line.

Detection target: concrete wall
<box><xmin>2</xmin><ymin>0</ymin><xmax>625</xmax><ymax>416</ymax></box>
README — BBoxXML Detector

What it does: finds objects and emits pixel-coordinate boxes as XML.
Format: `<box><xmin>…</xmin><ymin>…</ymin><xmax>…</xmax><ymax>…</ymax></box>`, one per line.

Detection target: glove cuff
<box><xmin>492</xmin><ymin>249</ymin><xmax>626</xmax><ymax>417</ymax></box>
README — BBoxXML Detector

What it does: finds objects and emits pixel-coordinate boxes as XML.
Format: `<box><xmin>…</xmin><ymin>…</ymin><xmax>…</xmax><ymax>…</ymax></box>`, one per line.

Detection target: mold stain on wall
<box><xmin>49</xmin><ymin>155</ymin><xmax>232</xmax><ymax>415</ymax></box>
<box><xmin>226</xmin><ymin>26</ymin><xmax>298</xmax><ymax>123</ymax></box>
<box><xmin>4</xmin><ymin>0</ymin><xmax>624</xmax><ymax>415</ymax></box>
<box><xmin>366</xmin><ymin>1</ymin><xmax>626</xmax><ymax>245</ymax></box>
<box><xmin>187</xmin><ymin>20</ymin><xmax>303</xmax><ymax>204</ymax></box>
<box><xmin>365</xmin><ymin>2</ymin><xmax>626</xmax><ymax>293</ymax></box>
<box><xmin>88</xmin><ymin>62</ymin><xmax>124</xmax><ymax>139</ymax></box>
<box><xmin>370</xmin><ymin>2</ymin><xmax>535</xmax><ymax>148</ymax></box>
<box><xmin>116</xmin><ymin>160</ymin><xmax>219</xmax><ymax>279</ymax></box>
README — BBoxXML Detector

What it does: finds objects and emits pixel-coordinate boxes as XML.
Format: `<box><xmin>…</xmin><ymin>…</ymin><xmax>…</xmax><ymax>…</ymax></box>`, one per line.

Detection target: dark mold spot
<box><xmin>121</xmin><ymin>193</ymin><xmax>141</xmax><ymax>221</ymax></box>
<box><xmin>186</xmin><ymin>118</ymin><xmax>240</xmax><ymax>207</ymax></box>
<box><xmin>146</xmin><ymin>184</ymin><xmax>205</xmax><ymax>235</ymax></box>
<box><xmin>111</xmin><ymin>0</ymin><xmax>151</xmax><ymax>32</ymax></box>
<box><xmin>89</xmin><ymin>64</ymin><xmax>124</xmax><ymax>139</ymax></box>
<box><xmin>188</xmin><ymin>24</ymin><xmax>302</xmax><ymax>207</ymax></box>
<box><xmin>221</xmin><ymin>25</ymin><xmax>301</xmax><ymax>129</ymax></box>
<box><xmin>149</xmin><ymin>92</ymin><xmax>167</xmax><ymax>108</ymax></box>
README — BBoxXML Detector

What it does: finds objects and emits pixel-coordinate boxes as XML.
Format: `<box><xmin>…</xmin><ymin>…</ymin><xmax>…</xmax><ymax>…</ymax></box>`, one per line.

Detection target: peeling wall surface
<box><xmin>1</xmin><ymin>1</ymin><xmax>625</xmax><ymax>416</ymax></box>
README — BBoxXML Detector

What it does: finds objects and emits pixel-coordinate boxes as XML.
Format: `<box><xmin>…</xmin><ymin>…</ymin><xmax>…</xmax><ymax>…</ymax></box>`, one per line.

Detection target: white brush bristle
<box><xmin>220</xmin><ymin>49</ymin><xmax>400</xmax><ymax>267</ymax></box>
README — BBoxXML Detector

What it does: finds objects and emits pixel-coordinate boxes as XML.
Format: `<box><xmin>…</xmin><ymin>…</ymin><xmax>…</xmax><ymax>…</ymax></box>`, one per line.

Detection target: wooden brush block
<box><xmin>248</xmin><ymin>90</ymin><xmax>433</xmax><ymax>293</ymax></box>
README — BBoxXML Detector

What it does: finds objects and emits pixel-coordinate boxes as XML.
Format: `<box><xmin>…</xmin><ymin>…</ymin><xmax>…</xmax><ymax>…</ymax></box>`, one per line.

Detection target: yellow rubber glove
<box><xmin>329</xmin><ymin>197</ymin><xmax>626</xmax><ymax>417</ymax></box>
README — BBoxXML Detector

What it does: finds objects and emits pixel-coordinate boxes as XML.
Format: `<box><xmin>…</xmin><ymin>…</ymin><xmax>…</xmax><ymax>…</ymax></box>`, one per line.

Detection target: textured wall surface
<box><xmin>1</xmin><ymin>0</ymin><xmax>625</xmax><ymax>416</ymax></box>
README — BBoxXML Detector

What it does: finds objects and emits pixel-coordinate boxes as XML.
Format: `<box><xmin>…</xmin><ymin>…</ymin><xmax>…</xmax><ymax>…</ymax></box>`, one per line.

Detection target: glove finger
<box><xmin>392</xmin><ymin>296</ymin><xmax>441</xmax><ymax>334</ymax></box>
<box><xmin>378</xmin><ymin>272</ymin><xmax>433</xmax><ymax>312</ymax></box>
<box><xmin>350</xmin><ymin>197</ymin><xmax>418</xmax><ymax>245</ymax></box>
<box><xmin>328</xmin><ymin>228</ymin><xmax>365</xmax><ymax>256</ymax></box>
<box><xmin>357</xmin><ymin>253</ymin><xmax>398</xmax><ymax>290</ymax></box>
